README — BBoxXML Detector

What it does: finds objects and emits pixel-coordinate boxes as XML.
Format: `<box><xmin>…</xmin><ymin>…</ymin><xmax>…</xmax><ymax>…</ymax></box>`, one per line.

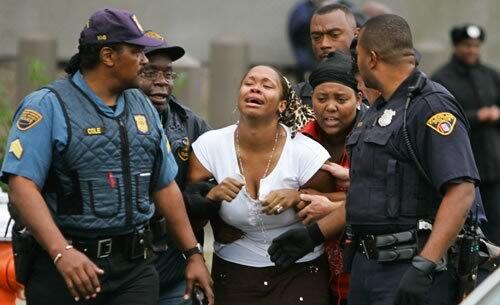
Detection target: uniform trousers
<box><xmin>348</xmin><ymin>252</ymin><xmax>457</xmax><ymax>305</ymax></box>
<box><xmin>25</xmin><ymin>248</ymin><xmax>159</xmax><ymax>305</ymax></box>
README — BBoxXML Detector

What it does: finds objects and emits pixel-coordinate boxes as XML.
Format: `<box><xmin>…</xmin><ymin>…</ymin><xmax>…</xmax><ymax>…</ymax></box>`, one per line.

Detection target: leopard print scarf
<box><xmin>279</xmin><ymin>76</ymin><xmax>315</xmax><ymax>138</ymax></box>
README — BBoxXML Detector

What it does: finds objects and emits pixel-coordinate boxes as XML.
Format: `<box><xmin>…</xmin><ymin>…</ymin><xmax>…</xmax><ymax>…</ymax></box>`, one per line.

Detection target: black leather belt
<box><xmin>357</xmin><ymin>230</ymin><xmax>418</xmax><ymax>262</ymax></box>
<box><xmin>67</xmin><ymin>231</ymin><xmax>149</xmax><ymax>260</ymax></box>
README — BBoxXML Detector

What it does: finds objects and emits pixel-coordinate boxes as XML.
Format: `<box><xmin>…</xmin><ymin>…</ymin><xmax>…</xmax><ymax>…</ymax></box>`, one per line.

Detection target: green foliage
<box><xmin>28</xmin><ymin>58</ymin><xmax>51</xmax><ymax>88</ymax></box>
<box><xmin>0</xmin><ymin>85</ymin><xmax>13</xmax><ymax>191</ymax></box>
<box><xmin>172</xmin><ymin>72</ymin><xmax>187</xmax><ymax>96</ymax></box>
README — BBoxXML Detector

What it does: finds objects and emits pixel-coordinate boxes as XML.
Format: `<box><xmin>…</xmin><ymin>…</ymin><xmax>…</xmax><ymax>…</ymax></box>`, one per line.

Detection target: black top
<box><xmin>432</xmin><ymin>56</ymin><xmax>500</xmax><ymax>182</ymax></box>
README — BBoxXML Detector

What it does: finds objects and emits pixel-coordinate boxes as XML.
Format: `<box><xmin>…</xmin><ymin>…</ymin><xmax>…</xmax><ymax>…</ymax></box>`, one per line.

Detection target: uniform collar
<box><xmin>158</xmin><ymin>95</ymin><xmax>188</xmax><ymax>122</ymax></box>
<box><xmin>72</xmin><ymin>71</ymin><xmax>125</xmax><ymax>117</ymax></box>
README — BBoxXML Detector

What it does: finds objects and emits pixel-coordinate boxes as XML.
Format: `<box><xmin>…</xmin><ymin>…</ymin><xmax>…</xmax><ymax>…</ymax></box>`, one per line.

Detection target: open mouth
<box><xmin>149</xmin><ymin>93</ymin><xmax>169</xmax><ymax>104</ymax></box>
<box><xmin>323</xmin><ymin>117</ymin><xmax>340</xmax><ymax>127</ymax></box>
<box><xmin>244</xmin><ymin>96</ymin><xmax>265</xmax><ymax>106</ymax></box>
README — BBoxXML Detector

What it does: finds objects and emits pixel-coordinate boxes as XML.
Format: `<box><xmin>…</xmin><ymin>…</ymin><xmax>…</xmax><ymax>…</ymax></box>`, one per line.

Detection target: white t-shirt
<box><xmin>192</xmin><ymin>124</ymin><xmax>331</xmax><ymax>267</ymax></box>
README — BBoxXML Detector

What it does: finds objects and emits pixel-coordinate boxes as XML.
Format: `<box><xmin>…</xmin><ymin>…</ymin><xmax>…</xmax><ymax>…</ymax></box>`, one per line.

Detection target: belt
<box><xmin>357</xmin><ymin>230</ymin><xmax>418</xmax><ymax>262</ymax></box>
<box><xmin>67</xmin><ymin>231</ymin><xmax>149</xmax><ymax>260</ymax></box>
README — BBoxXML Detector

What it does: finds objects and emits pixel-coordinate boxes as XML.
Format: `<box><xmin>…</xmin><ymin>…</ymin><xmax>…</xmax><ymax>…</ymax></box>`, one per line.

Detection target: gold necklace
<box><xmin>235</xmin><ymin>124</ymin><xmax>280</xmax><ymax>184</ymax></box>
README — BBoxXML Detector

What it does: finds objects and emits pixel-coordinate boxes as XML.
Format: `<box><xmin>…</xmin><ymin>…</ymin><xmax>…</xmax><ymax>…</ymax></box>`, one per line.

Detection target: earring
<box><xmin>233</xmin><ymin>107</ymin><xmax>239</xmax><ymax>115</ymax></box>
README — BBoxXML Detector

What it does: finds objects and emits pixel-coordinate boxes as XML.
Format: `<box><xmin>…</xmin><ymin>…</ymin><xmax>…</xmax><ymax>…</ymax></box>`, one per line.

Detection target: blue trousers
<box><xmin>348</xmin><ymin>252</ymin><xmax>456</xmax><ymax>305</ymax></box>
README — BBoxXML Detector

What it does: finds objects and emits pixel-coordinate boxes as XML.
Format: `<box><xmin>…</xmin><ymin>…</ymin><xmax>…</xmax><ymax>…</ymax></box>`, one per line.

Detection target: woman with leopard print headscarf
<box><xmin>187</xmin><ymin>65</ymin><xmax>337</xmax><ymax>305</ymax></box>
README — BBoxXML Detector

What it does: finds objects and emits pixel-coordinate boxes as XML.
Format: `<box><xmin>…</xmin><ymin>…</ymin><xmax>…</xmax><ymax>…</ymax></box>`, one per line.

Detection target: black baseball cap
<box><xmin>79</xmin><ymin>8</ymin><xmax>163</xmax><ymax>47</ymax></box>
<box><xmin>143</xmin><ymin>31</ymin><xmax>185</xmax><ymax>62</ymax></box>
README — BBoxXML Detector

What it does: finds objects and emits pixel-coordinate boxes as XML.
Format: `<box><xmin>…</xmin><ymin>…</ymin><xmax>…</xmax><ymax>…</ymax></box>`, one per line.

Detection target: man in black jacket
<box><xmin>432</xmin><ymin>24</ymin><xmax>500</xmax><ymax>246</ymax></box>
<box><xmin>138</xmin><ymin>31</ymin><xmax>216</xmax><ymax>305</ymax></box>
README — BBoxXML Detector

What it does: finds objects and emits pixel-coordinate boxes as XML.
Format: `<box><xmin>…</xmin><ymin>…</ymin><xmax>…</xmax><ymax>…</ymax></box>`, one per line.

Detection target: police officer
<box><xmin>269</xmin><ymin>14</ymin><xmax>480</xmax><ymax>305</ymax></box>
<box><xmin>1</xmin><ymin>8</ymin><xmax>213</xmax><ymax>305</ymax></box>
<box><xmin>347</xmin><ymin>14</ymin><xmax>479</xmax><ymax>305</ymax></box>
<box><xmin>294</xmin><ymin>3</ymin><xmax>358</xmax><ymax>106</ymax></box>
<box><xmin>137</xmin><ymin>31</ymin><xmax>215</xmax><ymax>305</ymax></box>
<box><xmin>432</xmin><ymin>24</ymin><xmax>500</xmax><ymax>247</ymax></box>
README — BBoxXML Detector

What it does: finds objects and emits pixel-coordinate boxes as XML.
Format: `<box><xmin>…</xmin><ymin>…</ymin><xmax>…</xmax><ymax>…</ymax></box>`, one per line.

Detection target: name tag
<box><xmin>84</xmin><ymin>127</ymin><xmax>105</xmax><ymax>136</ymax></box>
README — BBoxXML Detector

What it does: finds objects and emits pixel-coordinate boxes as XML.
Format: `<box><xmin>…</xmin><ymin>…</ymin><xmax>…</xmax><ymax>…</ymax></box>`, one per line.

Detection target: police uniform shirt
<box><xmin>346</xmin><ymin>70</ymin><xmax>480</xmax><ymax>233</ymax></box>
<box><xmin>1</xmin><ymin>71</ymin><xmax>178</xmax><ymax>190</ymax></box>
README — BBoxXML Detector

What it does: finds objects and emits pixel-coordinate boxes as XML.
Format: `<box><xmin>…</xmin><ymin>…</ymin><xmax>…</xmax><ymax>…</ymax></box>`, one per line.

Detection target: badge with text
<box><xmin>177</xmin><ymin>137</ymin><xmax>191</xmax><ymax>161</ymax></box>
<box><xmin>426</xmin><ymin>112</ymin><xmax>456</xmax><ymax>136</ymax></box>
<box><xmin>134</xmin><ymin>115</ymin><xmax>149</xmax><ymax>134</ymax></box>
<box><xmin>84</xmin><ymin>127</ymin><xmax>105</xmax><ymax>136</ymax></box>
<box><xmin>9</xmin><ymin>139</ymin><xmax>23</xmax><ymax>159</ymax></box>
<box><xmin>378</xmin><ymin>109</ymin><xmax>396</xmax><ymax>127</ymax></box>
<box><xmin>17</xmin><ymin>109</ymin><xmax>42</xmax><ymax>131</ymax></box>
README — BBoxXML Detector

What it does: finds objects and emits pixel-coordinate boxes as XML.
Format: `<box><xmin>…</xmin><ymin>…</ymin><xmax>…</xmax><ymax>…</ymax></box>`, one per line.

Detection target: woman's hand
<box><xmin>297</xmin><ymin>193</ymin><xmax>344</xmax><ymax>225</ymax></box>
<box><xmin>321</xmin><ymin>162</ymin><xmax>350</xmax><ymax>190</ymax></box>
<box><xmin>261</xmin><ymin>189</ymin><xmax>301</xmax><ymax>215</ymax></box>
<box><xmin>206</xmin><ymin>177</ymin><xmax>244</xmax><ymax>202</ymax></box>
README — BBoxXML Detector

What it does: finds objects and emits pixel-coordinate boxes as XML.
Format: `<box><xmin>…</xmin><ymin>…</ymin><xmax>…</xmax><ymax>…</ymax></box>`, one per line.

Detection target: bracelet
<box><xmin>53</xmin><ymin>253</ymin><xmax>62</xmax><ymax>264</ymax></box>
<box><xmin>53</xmin><ymin>245</ymin><xmax>74</xmax><ymax>265</ymax></box>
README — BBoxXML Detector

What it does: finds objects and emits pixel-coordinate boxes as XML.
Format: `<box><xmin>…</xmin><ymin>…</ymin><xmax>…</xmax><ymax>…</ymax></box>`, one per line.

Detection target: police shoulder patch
<box><xmin>426</xmin><ymin>112</ymin><xmax>457</xmax><ymax>136</ymax></box>
<box><xmin>17</xmin><ymin>109</ymin><xmax>42</xmax><ymax>131</ymax></box>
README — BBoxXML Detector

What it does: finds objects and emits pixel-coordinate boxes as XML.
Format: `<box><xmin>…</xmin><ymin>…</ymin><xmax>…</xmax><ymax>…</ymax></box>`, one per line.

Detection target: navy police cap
<box><xmin>79</xmin><ymin>8</ymin><xmax>163</xmax><ymax>47</ymax></box>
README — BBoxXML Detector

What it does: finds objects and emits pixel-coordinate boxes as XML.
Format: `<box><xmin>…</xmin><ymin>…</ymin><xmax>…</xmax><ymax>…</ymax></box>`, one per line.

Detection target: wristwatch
<box><xmin>182</xmin><ymin>243</ymin><xmax>203</xmax><ymax>260</ymax></box>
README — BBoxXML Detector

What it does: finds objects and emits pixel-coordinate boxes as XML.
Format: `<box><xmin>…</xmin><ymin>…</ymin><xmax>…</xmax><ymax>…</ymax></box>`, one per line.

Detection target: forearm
<box><xmin>316</xmin><ymin>205</ymin><xmax>346</xmax><ymax>240</ymax></box>
<box><xmin>420</xmin><ymin>182</ymin><xmax>475</xmax><ymax>263</ymax></box>
<box><xmin>9</xmin><ymin>175</ymin><xmax>68</xmax><ymax>259</ymax></box>
<box><xmin>153</xmin><ymin>181</ymin><xmax>198</xmax><ymax>251</ymax></box>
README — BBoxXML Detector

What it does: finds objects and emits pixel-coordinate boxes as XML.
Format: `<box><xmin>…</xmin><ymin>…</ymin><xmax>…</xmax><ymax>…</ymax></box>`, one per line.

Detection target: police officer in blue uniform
<box><xmin>137</xmin><ymin>31</ymin><xmax>215</xmax><ymax>305</ymax></box>
<box><xmin>347</xmin><ymin>14</ymin><xmax>479</xmax><ymax>305</ymax></box>
<box><xmin>1</xmin><ymin>8</ymin><xmax>213</xmax><ymax>305</ymax></box>
<box><xmin>268</xmin><ymin>13</ymin><xmax>481</xmax><ymax>305</ymax></box>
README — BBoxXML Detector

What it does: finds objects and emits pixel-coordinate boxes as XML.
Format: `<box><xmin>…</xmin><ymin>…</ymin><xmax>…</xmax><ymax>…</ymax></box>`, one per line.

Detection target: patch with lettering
<box><xmin>17</xmin><ymin>109</ymin><xmax>42</xmax><ymax>131</ymax></box>
<box><xmin>84</xmin><ymin>127</ymin><xmax>105</xmax><ymax>136</ymax></box>
<box><xmin>426</xmin><ymin>112</ymin><xmax>456</xmax><ymax>136</ymax></box>
<box><xmin>177</xmin><ymin>137</ymin><xmax>190</xmax><ymax>161</ymax></box>
<box><xmin>9</xmin><ymin>139</ymin><xmax>23</xmax><ymax>159</ymax></box>
<box><xmin>134</xmin><ymin>115</ymin><xmax>149</xmax><ymax>134</ymax></box>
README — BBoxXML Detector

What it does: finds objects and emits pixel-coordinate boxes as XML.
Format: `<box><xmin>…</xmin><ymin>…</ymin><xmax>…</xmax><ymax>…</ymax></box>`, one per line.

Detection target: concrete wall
<box><xmin>0</xmin><ymin>0</ymin><xmax>499</xmax><ymax>73</ymax></box>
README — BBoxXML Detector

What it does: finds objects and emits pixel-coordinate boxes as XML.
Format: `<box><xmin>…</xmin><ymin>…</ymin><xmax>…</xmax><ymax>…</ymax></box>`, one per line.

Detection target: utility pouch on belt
<box><xmin>11</xmin><ymin>223</ymin><xmax>39</xmax><ymax>285</ymax></box>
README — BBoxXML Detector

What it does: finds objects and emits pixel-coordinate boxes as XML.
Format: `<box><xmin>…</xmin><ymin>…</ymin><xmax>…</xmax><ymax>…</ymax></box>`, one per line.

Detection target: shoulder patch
<box><xmin>426</xmin><ymin>112</ymin><xmax>456</xmax><ymax>136</ymax></box>
<box><xmin>9</xmin><ymin>139</ymin><xmax>23</xmax><ymax>159</ymax></box>
<box><xmin>16</xmin><ymin>109</ymin><xmax>42</xmax><ymax>131</ymax></box>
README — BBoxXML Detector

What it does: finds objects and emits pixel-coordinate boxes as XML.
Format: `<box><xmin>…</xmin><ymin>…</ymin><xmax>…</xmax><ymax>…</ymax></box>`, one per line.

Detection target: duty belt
<box><xmin>67</xmin><ymin>229</ymin><xmax>151</xmax><ymax>260</ymax></box>
<box><xmin>358</xmin><ymin>230</ymin><xmax>418</xmax><ymax>262</ymax></box>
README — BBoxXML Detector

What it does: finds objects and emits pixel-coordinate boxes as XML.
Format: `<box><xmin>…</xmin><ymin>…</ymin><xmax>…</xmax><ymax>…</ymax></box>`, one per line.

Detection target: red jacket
<box><xmin>301</xmin><ymin>120</ymin><xmax>350</xmax><ymax>301</ymax></box>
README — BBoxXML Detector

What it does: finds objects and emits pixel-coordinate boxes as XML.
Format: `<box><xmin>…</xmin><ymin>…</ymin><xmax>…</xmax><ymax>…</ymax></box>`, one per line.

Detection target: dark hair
<box><xmin>314</xmin><ymin>3</ymin><xmax>356</xmax><ymax>29</ymax></box>
<box><xmin>64</xmin><ymin>43</ymin><xmax>124</xmax><ymax>74</ymax></box>
<box><xmin>358</xmin><ymin>14</ymin><xmax>414</xmax><ymax>65</ymax></box>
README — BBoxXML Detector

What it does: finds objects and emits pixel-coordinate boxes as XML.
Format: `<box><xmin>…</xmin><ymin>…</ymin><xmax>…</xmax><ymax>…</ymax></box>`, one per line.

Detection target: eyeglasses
<box><xmin>139</xmin><ymin>70</ymin><xmax>177</xmax><ymax>81</ymax></box>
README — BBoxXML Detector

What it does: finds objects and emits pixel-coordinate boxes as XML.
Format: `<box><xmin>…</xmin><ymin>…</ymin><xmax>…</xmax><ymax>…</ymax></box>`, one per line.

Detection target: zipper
<box><xmin>117</xmin><ymin>117</ymin><xmax>133</xmax><ymax>225</ymax></box>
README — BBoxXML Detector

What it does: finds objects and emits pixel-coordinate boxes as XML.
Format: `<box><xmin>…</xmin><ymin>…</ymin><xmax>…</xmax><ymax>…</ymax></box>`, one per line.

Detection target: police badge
<box><xmin>378</xmin><ymin>109</ymin><xmax>396</xmax><ymax>127</ymax></box>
